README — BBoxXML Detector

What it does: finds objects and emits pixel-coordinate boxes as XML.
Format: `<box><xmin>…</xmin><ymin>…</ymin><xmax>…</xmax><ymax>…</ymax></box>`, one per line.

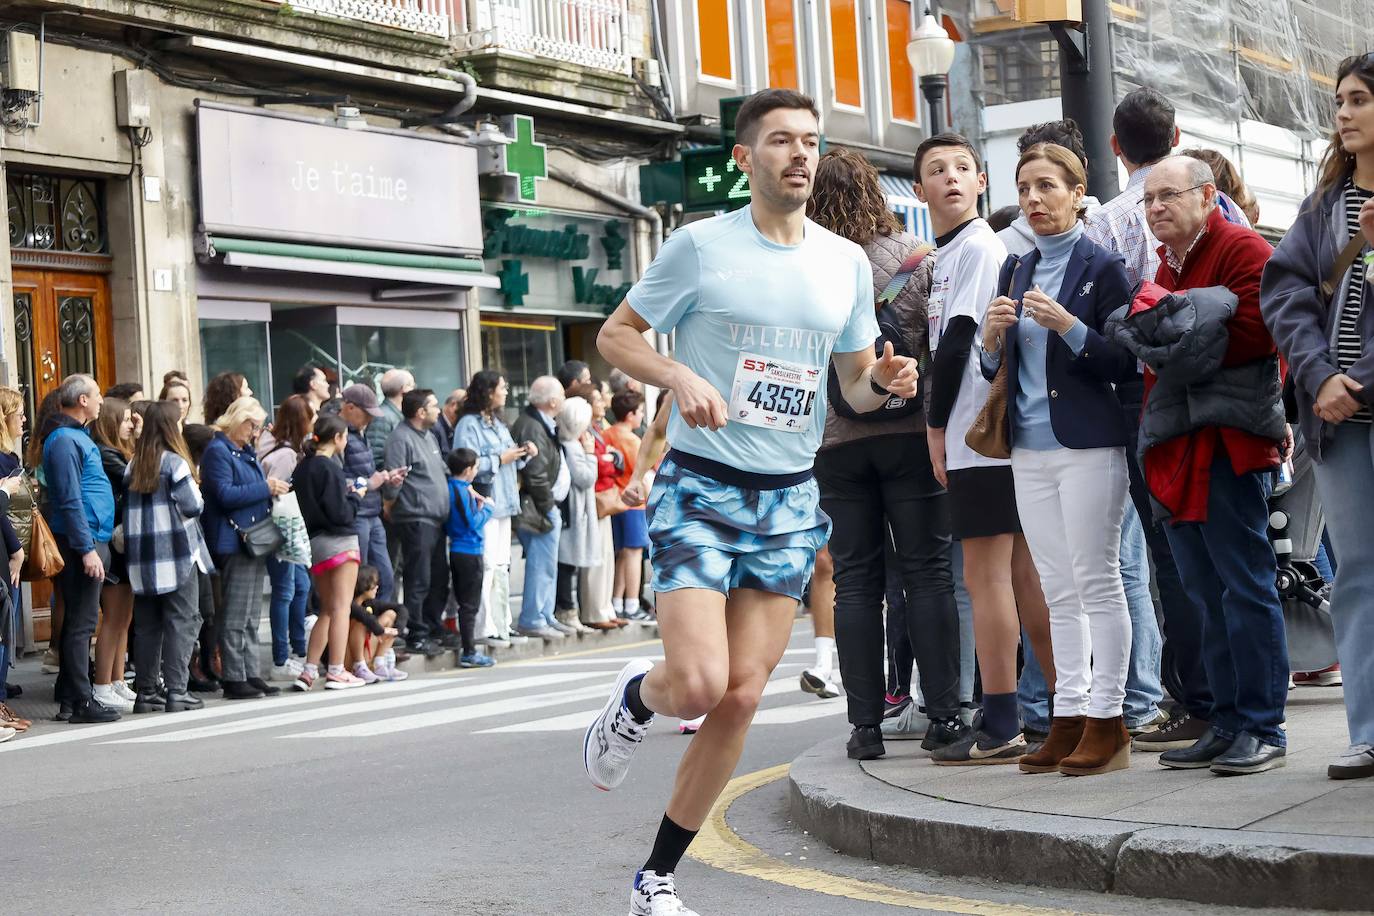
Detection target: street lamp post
<box><xmin>907</xmin><ymin>7</ymin><xmax>956</xmax><ymax>136</ymax></box>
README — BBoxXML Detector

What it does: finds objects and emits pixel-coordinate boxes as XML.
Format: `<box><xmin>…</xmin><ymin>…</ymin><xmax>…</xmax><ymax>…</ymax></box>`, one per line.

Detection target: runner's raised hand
<box><xmin>872</xmin><ymin>341</ymin><xmax>919</xmax><ymax>399</ymax></box>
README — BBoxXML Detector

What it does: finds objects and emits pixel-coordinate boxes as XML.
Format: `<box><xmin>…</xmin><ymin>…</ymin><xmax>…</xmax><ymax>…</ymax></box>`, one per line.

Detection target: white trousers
<box><xmin>579</xmin><ymin>515</ymin><xmax>616</xmax><ymax>624</ymax></box>
<box><xmin>479</xmin><ymin>516</ymin><xmax>514</xmax><ymax>638</ymax></box>
<box><xmin>1011</xmin><ymin>446</ymin><xmax>1131</xmax><ymax>719</ymax></box>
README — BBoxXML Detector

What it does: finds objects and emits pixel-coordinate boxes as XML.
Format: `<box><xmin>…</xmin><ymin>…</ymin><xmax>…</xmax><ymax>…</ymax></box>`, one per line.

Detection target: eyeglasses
<box><xmin>1140</xmin><ymin>184</ymin><xmax>1207</xmax><ymax>208</ymax></box>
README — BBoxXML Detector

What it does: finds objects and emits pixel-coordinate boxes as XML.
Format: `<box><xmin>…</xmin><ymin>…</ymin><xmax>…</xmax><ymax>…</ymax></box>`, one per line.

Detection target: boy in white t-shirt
<box><xmin>915</xmin><ymin>133</ymin><xmax>1057</xmax><ymax>766</ymax></box>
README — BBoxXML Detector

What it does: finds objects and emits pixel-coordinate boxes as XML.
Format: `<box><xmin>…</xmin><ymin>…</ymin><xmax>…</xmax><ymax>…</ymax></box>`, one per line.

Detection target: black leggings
<box><xmin>449</xmin><ymin>553</ymin><xmax>484</xmax><ymax>655</ymax></box>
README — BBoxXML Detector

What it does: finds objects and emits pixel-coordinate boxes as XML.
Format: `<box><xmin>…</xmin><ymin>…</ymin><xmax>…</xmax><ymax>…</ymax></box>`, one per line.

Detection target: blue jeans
<box><xmin>1019</xmin><ymin>504</ymin><xmax>1162</xmax><ymax>730</ymax></box>
<box><xmin>1315</xmin><ymin>530</ymin><xmax>1336</xmax><ymax>583</ymax></box>
<box><xmin>1312</xmin><ymin>423</ymin><xmax>1374</xmax><ymax>746</ymax></box>
<box><xmin>266</xmin><ymin>557</ymin><xmax>310</xmax><ymax>666</ymax></box>
<box><xmin>516</xmin><ymin>511</ymin><xmax>561</xmax><ymax>631</ymax></box>
<box><xmin>0</xmin><ymin>584</ymin><xmax>17</xmax><ymax>700</ymax></box>
<box><xmin>355</xmin><ymin>514</ymin><xmax>395</xmax><ymax>602</ymax></box>
<box><xmin>1164</xmin><ymin>453</ymin><xmax>1288</xmax><ymax>747</ymax></box>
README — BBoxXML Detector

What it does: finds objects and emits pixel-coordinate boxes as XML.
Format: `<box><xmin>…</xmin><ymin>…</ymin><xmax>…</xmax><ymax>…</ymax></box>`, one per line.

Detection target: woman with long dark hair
<box><xmin>292</xmin><ymin>414</ymin><xmax>368</xmax><ymax>690</ymax></box>
<box><xmin>203</xmin><ymin>371</ymin><xmax>251</xmax><ymax>427</ymax></box>
<box><xmin>258</xmin><ymin>394</ymin><xmax>314</xmax><ymax>680</ymax></box>
<box><xmin>1262</xmin><ymin>52</ymin><xmax>1374</xmax><ymax>781</ymax></box>
<box><xmin>454</xmin><ymin>370</ymin><xmax>531</xmax><ymax>647</ymax></box>
<box><xmin>90</xmin><ymin>397</ymin><xmax>136</xmax><ymax>712</ymax></box>
<box><xmin>807</xmin><ymin>148</ymin><xmax>967</xmax><ymax>760</ymax></box>
<box><xmin>124</xmin><ymin>401</ymin><xmax>212</xmax><ymax>712</ymax></box>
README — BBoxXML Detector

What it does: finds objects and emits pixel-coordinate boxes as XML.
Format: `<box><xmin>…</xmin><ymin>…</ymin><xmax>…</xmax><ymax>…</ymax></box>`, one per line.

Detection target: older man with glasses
<box><xmin>1117</xmin><ymin>154</ymin><xmax>1291</xmax><ymax>776</ymax></box>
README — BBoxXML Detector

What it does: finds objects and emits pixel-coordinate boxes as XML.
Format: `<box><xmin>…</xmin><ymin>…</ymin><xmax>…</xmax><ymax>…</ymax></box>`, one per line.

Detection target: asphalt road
<box><xmin>0</xmin><ymin>624</ymin><xmax>1342</xmax><ymax>915</ymax></box>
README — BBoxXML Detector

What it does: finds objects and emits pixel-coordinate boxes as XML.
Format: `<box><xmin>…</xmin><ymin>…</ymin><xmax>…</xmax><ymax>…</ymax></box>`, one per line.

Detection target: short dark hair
<box><xmin>1113</xmin><ymin>88</ymin><xmax>1175</xmax><ymax>166</ymax></box>
<box><xmin>1017</xmin><ymin>119</ymin><xmax>1088</xmax><ymax>171</ymax></box>
<box><xmin>446</xmin><ymin>447</ymin><xmax>478</xmax><ymax>477</ymax></box>
<box><xmin>611</xmin><ymin>390</ymin><xmax>644</xmax><ymax>423</ymax></box>
<box><xmin>292</xmin><ymin>363</ymin><xmax>323</xmax><ymax>396</ymax></box>
<box><xmin>105</xmin><ymin>382</ymin><xmax>144</xmax><ymax>401</ymax></box>
<box><xmin>401</xmin><ymin>388</ymin><xmax>436</xmax><ymax>420</ymax></box>
<box><xmin>557</xmin><ymin>360</ymin><xmax>590</xmax><ymax>392</ymax></box>
<box><xmin>912</xmin><ymin>132</ymin><xmax>982</xmax><ymax>182</ymax></box>
<box><xmin>987</xmin><ymin>205</ymin><xmax>1021</xmax><ymax>233</ymax></box>
<box><xmin>735</xmin><ymin>89</ymin><xmax>819</xmax><ymax>147</ymax></box>
<box><xmin>355</xmin><ymin>565</ymin><xmax>380</xmax><ymax>597</ymax></box>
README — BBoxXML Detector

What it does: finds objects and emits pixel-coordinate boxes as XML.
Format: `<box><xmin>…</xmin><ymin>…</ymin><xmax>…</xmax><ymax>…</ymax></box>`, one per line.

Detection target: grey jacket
<box><xmin>821</xmin><ymin>230</ymin><xmax>934</xmax><ymax>451</ymax></box>
<box><xmin>1261</xmin><ymin>184</ymin><xmax>1373</xmax><ymax>463</ymax></box>
<box><xmin>1108</xmin><ymin>285</ymin><xmax>1286</xmax><ymax>459</ymax></box>
<box><xmin>366</xmin><ymin>400</ymin><xmax>404</xmax><ymax>468</ymax></box>
<box><xmin>382</xmin><ymin>420</ymin><xmax>449</xmax><ymax>523</ymax></box>
<box><xmin>557</xmin><ymin>442</ymin><xmax>601</xmax><ymax>568</ymax></box>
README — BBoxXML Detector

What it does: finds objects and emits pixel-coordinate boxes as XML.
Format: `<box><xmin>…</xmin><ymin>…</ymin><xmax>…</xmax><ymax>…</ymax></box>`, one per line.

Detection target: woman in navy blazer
<box><xmin>201</xmin><ymin>396</ymin><xmax>290</xmax><ymax>700</ymax></box>
<box><xmin>979</xmin><ymin>144</ymin><xmax>1137</xmax><ymax>777</ymax></box>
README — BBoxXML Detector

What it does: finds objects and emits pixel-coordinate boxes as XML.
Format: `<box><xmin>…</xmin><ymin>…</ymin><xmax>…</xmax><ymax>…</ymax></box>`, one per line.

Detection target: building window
<box><xmin>829</xmin><ymin>0</ymin><xmax>863</xmax><ymax>108</ymax></box>
<box><xmin>481</xmin><ymin>318</ymin><xmax>561</xmax><ymax>422</ymax></box>
<box><xmin>697</xmin><ymin>0</ymin><xmax>734</xmax><ymax>82</ymax></box>
<box><xmin>765</xmin><ymin>0</ymin><xmax>800</xmax><ymax>89</ymax></box>
<box><xmin>978</xmin><ymin>38</ymin><xmax>1060</xmax><ymax>105</ymax></box>
<box><xmin>200</xmin><ymin>319</ymin><xmax>272</xmax><ymax>407</ymax></box>
<box><xmin>886</xmin><ymin>0</ymin><xmax>917</xmax><ymax>122</ymax></box>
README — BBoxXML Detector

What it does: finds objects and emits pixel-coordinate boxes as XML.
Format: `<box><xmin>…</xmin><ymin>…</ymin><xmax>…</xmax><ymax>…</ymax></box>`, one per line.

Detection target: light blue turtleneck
<box><xmin>1013</xmin><ymin>222</ymin><xmax>1088</xmax><ymax>451</ymax></box>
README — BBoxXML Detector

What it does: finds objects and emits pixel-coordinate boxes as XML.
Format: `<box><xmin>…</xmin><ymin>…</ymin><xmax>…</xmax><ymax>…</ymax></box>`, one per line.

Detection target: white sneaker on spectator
<box><xmin>629</xmin><ymin>871</ymin><xmax>698</xmax><ymax>915</ymax></box>
<box><xmin>113</xmin><ymin>680</ymin><xmax>137</xmax><ymax>703</ymax></box>
<box><xmin>93</xmin><ymin>683</ymin><xmax>134</xmax><ymax>712</ymax></box>
<box><xmin>0</xmin><ymin>726</ymin><xmax>15</xmax><ymax>744</ymax></box>
<box><xmin>505</xmin><ymin>632</ymin><xmax>531</xmax><ymax>644</ymax></box>
<box><xmin>41</xmin><ymin>648</ymin><xmax>59</xmax><ymax>674</ymax></box>
<box><xmin>269</xmin><ymin>664</ymin><xmax>297</xmax><ymax>682</ymax></box>
<box><xmin>550</xmin><ymin>620</ymin><xmax>579</xmax><ymax>636</ymax></box>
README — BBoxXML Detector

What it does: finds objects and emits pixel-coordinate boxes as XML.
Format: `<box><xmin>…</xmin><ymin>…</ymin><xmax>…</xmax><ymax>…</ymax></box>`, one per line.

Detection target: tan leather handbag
<box><xmin>965</xmin><ymin>359</ymin><xmax>1012</xmax><ymax>460</ymax></box>
<box><xmin>21</xmin><ymin>508</ymin><xmax>65</xmax><ymax>581</ymax></box>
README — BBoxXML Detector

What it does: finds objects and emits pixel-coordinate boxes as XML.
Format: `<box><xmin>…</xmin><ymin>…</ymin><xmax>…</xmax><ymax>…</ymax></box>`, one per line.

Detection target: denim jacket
<box><xmin>453</xmin><ymin>413</ymin><xmax>526</xmax><ymax>519</ymax></box>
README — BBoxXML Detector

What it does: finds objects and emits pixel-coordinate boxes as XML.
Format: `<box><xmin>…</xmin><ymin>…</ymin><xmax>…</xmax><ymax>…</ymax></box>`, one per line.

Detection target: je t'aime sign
<box><xmin>196</xmin><ymin>103</ymin><xmax>482</xmax><ymax>255</ymax></box>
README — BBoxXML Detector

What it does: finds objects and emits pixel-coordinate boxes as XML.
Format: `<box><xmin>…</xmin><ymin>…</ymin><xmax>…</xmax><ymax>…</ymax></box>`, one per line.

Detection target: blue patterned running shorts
<box><xmin>646</xmin><ymin>451</ymin><xmax>831</xmax><ymax>601</ymax></box>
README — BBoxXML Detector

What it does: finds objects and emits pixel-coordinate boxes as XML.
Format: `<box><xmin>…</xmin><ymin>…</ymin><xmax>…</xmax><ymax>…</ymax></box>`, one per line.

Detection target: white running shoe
<box><xmin>678</xmin><ymin>714</ymin><xmax>705</xmax><ymax>735</ymax></box>
<box><xmin>629</xmin><ymin>871</ymin><xmax>698</xmax><ymax>916</ymax></box>
<box><xmin>113</xmin><ymin>680</ymin><xmax>137</xmax><ymax>703</ymax></box>
<box><xmin>584</xmin><ymin>658</ymin><xmax>654</xmax><ymax>791</ymax></box>
<box><xmin>0</xmin><ymin>726</ymin><xmax>14</xmax><ymax>744</ymax></box>
<box><xmin>93</xmin><ymin>683</ymin><xmax>135</xmax><ymax>713</ymax></box>
<box><xmin>799</xmin><ymin>668</ymin><xmax>841</xmax><ymax>699</ymax></box>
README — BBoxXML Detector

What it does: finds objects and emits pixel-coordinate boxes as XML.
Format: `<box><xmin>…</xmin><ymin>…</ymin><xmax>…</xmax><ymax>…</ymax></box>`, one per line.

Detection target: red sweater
<box><xmin>1143</xmin><ymin>207</ymin><xmax>1282</xmax><ymax>523</ymax></box>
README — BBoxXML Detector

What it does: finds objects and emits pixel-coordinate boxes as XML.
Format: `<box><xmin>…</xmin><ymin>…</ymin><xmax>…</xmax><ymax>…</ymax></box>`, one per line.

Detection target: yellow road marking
<box><xmin>690</xmin><ymin>764</ymin><xmax>1089</xmax><ymax>915</ymax></box>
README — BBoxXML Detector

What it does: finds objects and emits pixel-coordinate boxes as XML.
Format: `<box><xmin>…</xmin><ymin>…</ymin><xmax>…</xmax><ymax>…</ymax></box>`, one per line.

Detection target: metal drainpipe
<box><xmin>432</xmin><ymin>67</ymin><xmax>479</xmax><ymax>119</ymax></box>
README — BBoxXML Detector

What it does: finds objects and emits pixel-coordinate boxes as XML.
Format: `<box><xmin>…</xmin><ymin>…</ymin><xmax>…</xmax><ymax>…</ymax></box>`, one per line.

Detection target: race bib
<box><xmin>927</xmin><ymin>274</ymin><xmax>949</xmax><ymax>354</ymax></box>
<box><xmin>728</xmin><ymin>352</ymin><xmax>820</xmax><ymax>434</ymax></box>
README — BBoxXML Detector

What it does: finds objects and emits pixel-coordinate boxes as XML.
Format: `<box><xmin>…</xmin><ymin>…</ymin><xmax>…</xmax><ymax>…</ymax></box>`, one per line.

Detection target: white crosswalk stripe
<box><xmin>10</xmin><ymin>655</ymin><xmax>845</xmax><ymax>750</ymax></box>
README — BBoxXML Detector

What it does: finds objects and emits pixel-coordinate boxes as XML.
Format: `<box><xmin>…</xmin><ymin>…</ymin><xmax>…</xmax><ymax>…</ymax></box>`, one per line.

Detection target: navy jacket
<box><xmin>200</xmin><ymin>431</ymin><xmax>273</xmax><ymax>557</ymax></box>
<box><xmin>344</xmin><ymin>425</ymin><xmax>382</xmax><ymax>519</ymax></box>
<box><xmin>985</xmin><ymin>236</ymin><xmax>1138</xmax><ymax>449</ymax></box>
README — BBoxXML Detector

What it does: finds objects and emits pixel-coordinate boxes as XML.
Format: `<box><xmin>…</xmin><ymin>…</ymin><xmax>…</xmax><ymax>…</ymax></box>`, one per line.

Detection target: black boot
<box><xmin>165</xmin><ymin>691</ymin><xmax>205</xmax><ymax>712</ymax></box>
<box><xmin>246</xmin><ymin>677</ymin><xmax>281</xmax><ymax>696</ymax></box>
<box><xmin>847</xmin><ymin>725</ymin><xmax>885</xmax><ymax>760</ymax></box>
<box><xmin>133</xmin><ymin>691</ymin><xmax>167</xmax><ymax>714</ymax></box>
<box><xmin>222</xmin><ymin>680</ymin><xmax>266</xmax><ymax>700</ymax></box>
<box><xmin>70</xmin><ymin>699</ymin><xmax>121</xmax><ymax>724</ymax></box>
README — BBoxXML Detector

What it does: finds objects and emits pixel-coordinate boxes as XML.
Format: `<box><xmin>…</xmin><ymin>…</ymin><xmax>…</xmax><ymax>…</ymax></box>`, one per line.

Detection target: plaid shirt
<box><xmin>123</xmin><ymin>451</ymin><xmax>214</xmax><ymax>596</ymax></box>
<box><xmin>1085</xmin><ymin>167</ymin><xmax>1158</xmax><ymax>288</ymax></box>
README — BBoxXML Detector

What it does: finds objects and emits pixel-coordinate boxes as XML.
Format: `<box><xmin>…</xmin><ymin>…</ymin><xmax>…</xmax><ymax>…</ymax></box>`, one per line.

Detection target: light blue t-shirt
<box><xmin>627</xmin><ymin>206</ymin><xmax>879</xmax><ymax>475</ymax></box>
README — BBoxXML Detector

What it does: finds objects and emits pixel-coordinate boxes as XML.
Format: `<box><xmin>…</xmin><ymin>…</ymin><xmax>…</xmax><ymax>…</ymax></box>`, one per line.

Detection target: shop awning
<box><xmin>879</xmin><ymin>174</ymin><xmax>935</xmax><ymax>243</ymax></box>
<box><xmin>210</xmin><ymin>237</ymin><xmax>501</xmax><ymax>289</ymax></box>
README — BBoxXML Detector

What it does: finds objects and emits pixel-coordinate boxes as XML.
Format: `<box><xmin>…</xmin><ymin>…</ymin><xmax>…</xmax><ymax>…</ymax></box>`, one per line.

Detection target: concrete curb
<box><xmin>788</xmin><ymin>737</ymin><xmax>1374</xmax><ymax>911</ymax></box>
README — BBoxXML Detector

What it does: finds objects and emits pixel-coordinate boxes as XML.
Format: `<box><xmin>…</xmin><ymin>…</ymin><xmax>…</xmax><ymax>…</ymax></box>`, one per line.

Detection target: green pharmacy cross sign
<box><xmin>681</xmin><ymin>146</ymin><xmax>751</xmax><ymax>213</ymax></box>
<box><xmin>503</xmin><ymin>115</ymin><xmax>548</xmax><ymax>204</ymax></box>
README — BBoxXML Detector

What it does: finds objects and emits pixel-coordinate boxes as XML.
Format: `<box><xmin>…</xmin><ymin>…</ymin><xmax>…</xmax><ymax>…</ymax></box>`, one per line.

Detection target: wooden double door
<box><xmin>10</xmin><ymin>268</ymin><xmax>115</xmax><ymax>641</ymax></box>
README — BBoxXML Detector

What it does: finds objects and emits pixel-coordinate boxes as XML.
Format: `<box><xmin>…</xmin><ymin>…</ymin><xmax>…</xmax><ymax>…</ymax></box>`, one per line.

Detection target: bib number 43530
<box><xmin>728</xmin><ymin>353</ymin><xmax>820</xmax><ymax>433</ymax></box>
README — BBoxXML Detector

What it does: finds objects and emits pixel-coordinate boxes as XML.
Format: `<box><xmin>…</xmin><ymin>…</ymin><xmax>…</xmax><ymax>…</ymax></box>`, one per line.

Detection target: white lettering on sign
<box><xmin>291</xmin><ymin>160</ymin><xmax>410</xmax><ymax>202</ymax></box>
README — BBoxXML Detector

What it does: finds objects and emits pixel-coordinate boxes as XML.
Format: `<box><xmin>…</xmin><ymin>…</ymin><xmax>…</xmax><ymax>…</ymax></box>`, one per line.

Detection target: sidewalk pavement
<box><xmin>790</xmin><ymin>687</ymin><xmax>1374</xmax><ymax>912</ymax></box>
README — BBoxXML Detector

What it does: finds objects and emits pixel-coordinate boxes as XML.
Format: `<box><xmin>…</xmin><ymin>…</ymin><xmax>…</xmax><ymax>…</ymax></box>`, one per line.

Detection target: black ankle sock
<box><xmin>624</xmin><ymin>674</ymin><xmax>654</xmax><ymax>724</ymax></box>
<box><xmin>981</xmin><ymin>692</ymin><xmax>1020</xmax><ymax>742</ymax></box>
<box><xmin>643</xmin><ymin>814</ymin><xmax>698</xmax><ymax>876</ymax></box>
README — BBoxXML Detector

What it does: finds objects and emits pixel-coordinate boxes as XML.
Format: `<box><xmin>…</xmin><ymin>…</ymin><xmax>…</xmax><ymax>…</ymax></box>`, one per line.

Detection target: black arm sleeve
<box><xmin>925</xmin><ymin>316</ymin><xmax>977</xmax><ymax>429</ymax></box>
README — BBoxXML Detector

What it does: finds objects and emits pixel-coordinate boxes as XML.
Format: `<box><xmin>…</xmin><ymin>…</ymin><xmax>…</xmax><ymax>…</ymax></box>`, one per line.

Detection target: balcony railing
<box><xmin>272</xmin><ymin>0</ymin><xmax>455</xmax><ymax>39</ymax></box>
<box><xmin>456</xmin><ymin>0</ymin><xmax>632</xmax><ymax>74</ymax></box>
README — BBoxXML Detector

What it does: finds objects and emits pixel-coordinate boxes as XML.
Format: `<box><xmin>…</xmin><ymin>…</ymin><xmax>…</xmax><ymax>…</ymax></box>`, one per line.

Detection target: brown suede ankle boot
<box><xmin>1058</xmin><ymin>716</ymin><xmax>1131</xmax><ymax>776</ymax></box>
<box><xmin>1019</xmin><ymin>715</ymin><xmax>1086</xmax><ymax>774</ymax></box>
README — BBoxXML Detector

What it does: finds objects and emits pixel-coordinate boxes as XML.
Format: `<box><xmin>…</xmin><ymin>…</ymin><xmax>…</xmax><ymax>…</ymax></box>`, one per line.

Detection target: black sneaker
<box><xmin>247</xmin><ymin>677</ymin><xmax>281</xmax><ymax>696</ymax></box>
<box><xmin>54</xmin><ymin>701</ymin><xmax>74</xmax><ymax>722</ymax></box>
<box><xmin>1134</xmin><ymin>710</ymin><xmax>1211</xmax><ymax>752</ymax></box>
<box><xmin>70</xmin><ymin>700</ymin><xmax>121</xmax><ymax>724</ymax></box>
<box><xmin>133</xmin><ymin>691</ymin><xmax>167</xmax><ymax>714</ymax></box>
<box><xmin>437</xmin><ymin>631</ymin><xmax>462</xmax><ymax>650</ymax></box>
<box><xmin>931</xmin><ymin>729</ymin><xmax>1028</xmax><ymax>766</ymax></box>
<box><xmin>847</xmin><ymin>725</ymin><xmax>885</xmax><ymax>760</ymax></box>
<box><xmin>921</xmin><ymin>717</ymin><xmax>970</xmax><ymax>751</ymax></box>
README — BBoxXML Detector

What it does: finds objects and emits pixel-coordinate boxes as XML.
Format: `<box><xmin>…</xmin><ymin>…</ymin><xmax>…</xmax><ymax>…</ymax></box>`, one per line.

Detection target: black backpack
<box><xmin>827</xmin><ymin>243</ymin><xmax>933</xmax><ymax>422</ymax></box>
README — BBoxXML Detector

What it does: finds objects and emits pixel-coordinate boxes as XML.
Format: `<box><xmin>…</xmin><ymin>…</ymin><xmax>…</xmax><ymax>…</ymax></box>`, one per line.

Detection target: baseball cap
<box><xmin>341</xmin><ymin>383</ymin><xmax>384</xmax><ymax>418</ymax></box>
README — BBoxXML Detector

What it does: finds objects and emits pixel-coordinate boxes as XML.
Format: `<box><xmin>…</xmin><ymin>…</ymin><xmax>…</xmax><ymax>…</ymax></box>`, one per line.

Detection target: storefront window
<box><xmin>201</xmin><ymin>319</ymin><xmax>272</xmax><ymax>407</ymax></box>
<box><xmin>269</xmin><ymin>320</ymin><xmax>338</xmax><ymax>407</ymax></box>
<box><xmin>481</xmin><ymin>320</ymin><xmax>560</xmax><ymax>421</ymax></box>
<box><xmin>337</xmin><ymin>325</ymin><xmax>466</xmax><ymax>399</ymax></box>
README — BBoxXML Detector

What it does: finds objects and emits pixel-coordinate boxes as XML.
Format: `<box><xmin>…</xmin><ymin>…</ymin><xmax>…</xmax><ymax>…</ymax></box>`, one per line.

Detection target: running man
<box><xmin>586</xmin><ymin>89</ymin><xmax>920</xmax><ymax>916</ymax></box>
